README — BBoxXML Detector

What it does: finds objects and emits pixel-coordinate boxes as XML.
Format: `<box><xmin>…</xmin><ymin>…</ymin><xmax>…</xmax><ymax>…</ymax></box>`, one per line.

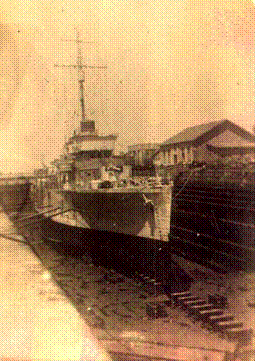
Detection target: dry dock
<box><xmin>0</xmin><ymin>211</ymin><xmax>254</xmax><ymax>360</ymax></box>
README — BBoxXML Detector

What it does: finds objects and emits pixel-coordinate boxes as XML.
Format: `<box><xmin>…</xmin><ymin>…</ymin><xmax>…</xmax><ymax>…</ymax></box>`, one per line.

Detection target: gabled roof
<box><xmin>162</xmin><ymin>120</ymin><xmax>221</xmax><ymax>146</ymax></box>
<box><xmin>161</xmin><ymin>119</ymin><xmax>254</xmax><ymax>147</ymax></box>
<box><xmin>208</xmin><ymin>136</ymin><xmax>255</xmax><ymax>149</ymax></box>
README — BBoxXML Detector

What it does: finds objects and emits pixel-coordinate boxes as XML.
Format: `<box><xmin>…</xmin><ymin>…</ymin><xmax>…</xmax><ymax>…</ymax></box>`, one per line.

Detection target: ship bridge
<box><xmin>66</xmin><ymin>120</ymin><xmax>117</xmax><ymax>158</ymax></box>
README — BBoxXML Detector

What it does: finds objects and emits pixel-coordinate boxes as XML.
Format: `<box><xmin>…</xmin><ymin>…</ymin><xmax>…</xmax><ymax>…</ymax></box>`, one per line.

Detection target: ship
<box><xmin>48</xmin><ymin>120</ymin><xmax>172</xmax><ymax>241</ymax></box>
<box><xmin>33</xmin><ymin>116</ymin><xmax>172</xmax><ymax>243</ymax></box>
<box><xmin>31</xmin><ymin>30</ymin><xmax>173</xmax><ymax>243</ymax></box>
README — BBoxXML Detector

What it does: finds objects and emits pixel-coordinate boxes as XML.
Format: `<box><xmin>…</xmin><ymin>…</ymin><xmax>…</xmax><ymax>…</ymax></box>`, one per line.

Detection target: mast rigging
<box><xmin>54</xmin><ymin>29</ymin><xmax>107</xmax><ymax>126</ymax></box>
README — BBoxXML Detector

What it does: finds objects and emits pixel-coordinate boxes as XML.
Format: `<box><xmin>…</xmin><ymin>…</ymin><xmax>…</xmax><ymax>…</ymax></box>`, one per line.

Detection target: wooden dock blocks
<box><xmin>170</xmin><ymin>291</ymin><xmax>191</xmax><ymax>302</ymax></box>
<box><xmin>208</xmin><ymin>313</ymin><xmax>234</xmax><ymax>324</ymax></box>
<box><xmin>215</xmin><ymin>320</ymin><xmax>243</xmax><ymax>331</ymax></box>
<box><xmin>169</xmin><ymin>290</ymin><xmax>249</xmax><ymax>343</ymax></box>
<box><xmin>177</xmin><ymin>296</ymin><xmax>200</xmax><ymax>302</ymax></box>
<box><xmin>198</xmin><ymin>308</ymin><xmax>224</xmax><ymax>318</ymax></box>
<box><xmin>189</xmin><ymin>303</ymin><xmax>214</xmax><ymax>312</ymax></box>
<box><xmin>183</xmin><ymin>299</ymin><xmax>206</xmax><ymax>307</ymax></box>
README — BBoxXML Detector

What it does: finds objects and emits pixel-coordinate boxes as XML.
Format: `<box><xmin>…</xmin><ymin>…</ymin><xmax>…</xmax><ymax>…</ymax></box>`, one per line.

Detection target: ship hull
<box><xmin>32</xmin><ymin>211</ymin><xmax>192</xmax><ymax>291</ymax></box>
<box><xmin>59</xmin><ymin>186</ymin><xmax>172</xmax><ymax>242</ymax></box>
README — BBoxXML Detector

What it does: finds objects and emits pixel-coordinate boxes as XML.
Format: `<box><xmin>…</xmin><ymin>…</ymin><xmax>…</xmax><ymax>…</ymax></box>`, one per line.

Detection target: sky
<box><xmin>0</xmin><ymin>0</ymin><xmax>254</xmax><ymax>173</ymax></box>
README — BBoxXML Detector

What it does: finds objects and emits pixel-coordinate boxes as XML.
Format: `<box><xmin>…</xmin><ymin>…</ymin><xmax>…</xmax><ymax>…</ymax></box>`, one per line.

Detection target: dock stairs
<box><xmin>169</xmin><ymin>290</ymin><xmax>253</xmax><ymax>343</ymax></box>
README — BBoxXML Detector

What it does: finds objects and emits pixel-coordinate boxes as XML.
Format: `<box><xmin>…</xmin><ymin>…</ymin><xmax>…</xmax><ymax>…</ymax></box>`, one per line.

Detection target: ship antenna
<box><xmin>54</xmin><ymin>28</ymin><xmax>107</xmax><ymax>126</ymax></box>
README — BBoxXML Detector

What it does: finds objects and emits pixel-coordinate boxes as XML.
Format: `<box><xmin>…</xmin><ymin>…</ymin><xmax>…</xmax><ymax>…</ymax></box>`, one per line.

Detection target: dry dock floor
<box><xmin>0</xmin><ymin>211</ymin><xmax>254</xmax><ymax>360</ymax></box>
<box><xmin>0</xmin><ymin>212</ymin><xmax>110</xmax><ymax>361</ymax></box>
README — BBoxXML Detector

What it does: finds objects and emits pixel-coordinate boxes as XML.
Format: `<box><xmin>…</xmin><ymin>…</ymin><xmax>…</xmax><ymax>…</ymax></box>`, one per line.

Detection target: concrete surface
<box><xmin>0</xmin><ymin>212</ymin><xmax>110</xmax><ymax>361</ymax></box>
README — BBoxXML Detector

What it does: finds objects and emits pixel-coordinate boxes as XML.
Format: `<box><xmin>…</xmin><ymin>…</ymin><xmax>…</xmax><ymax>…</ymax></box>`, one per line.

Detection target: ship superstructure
<box><xmin>56</xmin><ymin>119</ymin><xmax>120</xmax><ymax>186</ymax></box>
<box><xmin>52</xmin><ymin>116</ymin><xmax>172</xmax><ymax>241</ymax></box>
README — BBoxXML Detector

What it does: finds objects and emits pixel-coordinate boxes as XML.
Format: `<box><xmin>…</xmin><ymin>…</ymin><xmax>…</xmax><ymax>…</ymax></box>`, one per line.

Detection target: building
<box><xmin>126</xmin><ymin>143</ymin><xmax>160</xmax><ymax>177</ymax></box>
<box><xmin>153</xmin><ymin>119</ymin><xmax>255</xmax><ymax>179</ymax></box>
<box><xmin>127</xmin><ymin>143</ymin><xmax>160</xmax><ymax>166</ymax></box>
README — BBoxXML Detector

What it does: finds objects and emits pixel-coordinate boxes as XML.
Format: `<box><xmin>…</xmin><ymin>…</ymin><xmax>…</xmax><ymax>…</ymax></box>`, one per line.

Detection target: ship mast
<box><xmin>76</xmin><ymin>30</ymin><xmax>86</xmax><ymax>123</ymax></box>
<box><xmin>55</xmin><ymin>29</ymin><xmax>107</xmax><ymax>127</ymax></box>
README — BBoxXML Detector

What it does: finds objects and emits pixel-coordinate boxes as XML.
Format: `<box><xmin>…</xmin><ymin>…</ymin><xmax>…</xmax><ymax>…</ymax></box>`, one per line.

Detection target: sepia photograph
<box><xmin>0</xmin><ymin>0</ymin><xmax>254</xmax><ymax>360</ymax></box>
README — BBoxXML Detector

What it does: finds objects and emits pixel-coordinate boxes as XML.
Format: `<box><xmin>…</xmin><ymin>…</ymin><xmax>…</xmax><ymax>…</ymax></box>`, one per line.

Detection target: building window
<box><xmin>174</xmin><ymin>154</ymin><xmax>178</xmax><ymax>165</ymax></box>
<box><xmin>168</xmin><ymin>150</ymin><xmax>172</xmax><ymax>164</ymax></box>
<box><xmin>165</xmin><ymin>151</ymin><xmax>168</xmax><ymax>165</ymax></box>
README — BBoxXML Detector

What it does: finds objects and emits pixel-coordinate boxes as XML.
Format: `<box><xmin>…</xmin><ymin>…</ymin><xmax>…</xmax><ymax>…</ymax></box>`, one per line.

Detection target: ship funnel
<box><xmin>81</xmin><ymin>120</ymin><xmax>95</xmax><ymax>133</ymax></box>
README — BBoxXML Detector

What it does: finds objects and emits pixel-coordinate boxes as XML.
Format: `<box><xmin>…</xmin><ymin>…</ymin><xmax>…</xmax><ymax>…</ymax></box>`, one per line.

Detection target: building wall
<box><xmin>193</xmin><ymin>143</ymin><xmax>220</xmax><ymax>163</ymax></box>
<box><xmin>127</xmin><ymin>143</ymin><xmax>159</xmax><ymax>166</ymax></box>
<box><xmin>154</xmin><ymin>144</ymin><xmax>194</xmax><ymax>166</ymax></box>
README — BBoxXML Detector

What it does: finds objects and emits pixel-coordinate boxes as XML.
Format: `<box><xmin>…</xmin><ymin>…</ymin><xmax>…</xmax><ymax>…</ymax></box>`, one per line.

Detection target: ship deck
<box><xmin>59</xmin><ymin>186</ymin><xmax>165</xmax><ymax>194</ymax></box>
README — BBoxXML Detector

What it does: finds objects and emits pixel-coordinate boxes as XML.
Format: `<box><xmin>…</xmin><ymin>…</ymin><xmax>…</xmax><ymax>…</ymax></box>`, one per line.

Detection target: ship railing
<box><xmin>0</xmin><ymin>177</ymin><xmax>29</xmax><ymax>186</ymax></box>
<box><xmin>59</xmin><ymin>178</ymin><xmax>171</xmax><ymax>191</ymax></box>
